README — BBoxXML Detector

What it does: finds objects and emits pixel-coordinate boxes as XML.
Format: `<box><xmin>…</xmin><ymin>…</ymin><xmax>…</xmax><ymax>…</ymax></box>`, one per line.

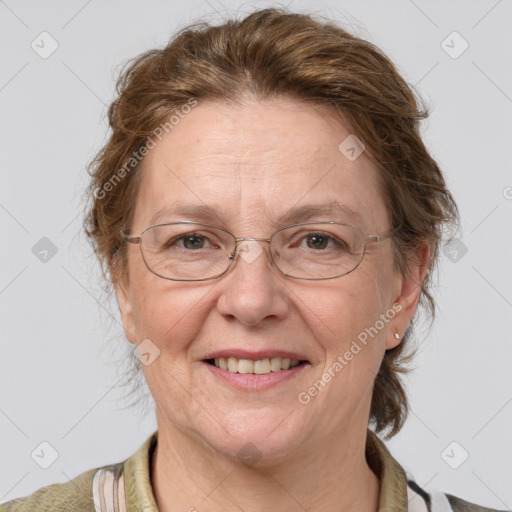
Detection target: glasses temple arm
<box><xmin>121</xmin><ymin>233</ymin><xmax>142</xmax><ymax>245</ymax></box>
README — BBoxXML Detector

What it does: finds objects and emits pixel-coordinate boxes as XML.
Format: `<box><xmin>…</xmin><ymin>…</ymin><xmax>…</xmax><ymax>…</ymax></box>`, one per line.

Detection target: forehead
<box><xmin>132</xmin><ymin>97</ymin><xmax>388</xmax><ymax>233</ymax></box>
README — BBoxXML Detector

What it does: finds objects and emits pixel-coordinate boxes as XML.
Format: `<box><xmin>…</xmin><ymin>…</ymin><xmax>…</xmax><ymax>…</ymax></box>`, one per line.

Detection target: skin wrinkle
<box><xmin>115</xmin><ymin>97</ymin><xmax>427</xmax><ymax>512</ymax></box>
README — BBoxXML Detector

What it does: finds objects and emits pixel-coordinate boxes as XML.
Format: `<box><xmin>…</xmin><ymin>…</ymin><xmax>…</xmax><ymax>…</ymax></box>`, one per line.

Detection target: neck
<box><xmin>151</xmin><ymin>421</ymin><xmax>381</xmax><ymax>512</ymax></box>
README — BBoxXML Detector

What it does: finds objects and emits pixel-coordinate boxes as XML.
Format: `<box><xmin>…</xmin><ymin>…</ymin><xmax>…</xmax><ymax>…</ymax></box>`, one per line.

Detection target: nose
<box><xmin>216</xmin><ymin>239</ymin><xmax>290</xmax><ymax>326</ymax></box>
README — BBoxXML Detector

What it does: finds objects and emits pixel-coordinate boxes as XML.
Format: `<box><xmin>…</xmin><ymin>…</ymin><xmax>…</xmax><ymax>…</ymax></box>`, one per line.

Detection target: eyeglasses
<box><xmin>121</xmin><ymin>221</ymin><xmax>393</xmax><ymax>281</ymax></box>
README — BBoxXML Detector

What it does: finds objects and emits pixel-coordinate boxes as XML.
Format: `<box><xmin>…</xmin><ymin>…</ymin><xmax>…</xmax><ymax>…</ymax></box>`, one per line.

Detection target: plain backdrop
<box><xmin>0</xmin><ymin>0</ymin><xmax>511</xmax><ymax>508</ymax></box>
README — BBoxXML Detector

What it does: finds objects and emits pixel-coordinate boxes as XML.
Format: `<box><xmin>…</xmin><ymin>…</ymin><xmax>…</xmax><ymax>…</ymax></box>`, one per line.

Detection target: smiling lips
<box><xmin>203</xmin><ymin>351</ymin><xmax>309</xmax><ymax>389</ymax></box>
<box><xmin>203</xmin><ymin>350</ymin><xmax>309</xmax><ymax>376</ymax></box>
<box><xmin>210</xmin><ymin>356</ymin><xmax>301</xmax><ymax>375</ymax></box>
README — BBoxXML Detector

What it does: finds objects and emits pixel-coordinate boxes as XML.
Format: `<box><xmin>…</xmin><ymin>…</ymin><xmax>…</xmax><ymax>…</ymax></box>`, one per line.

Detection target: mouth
<box><xmin>202</xmin><ymin>350</ymin><xmax>311</xmax><ymax>390</ymax></box>
<box><xmin>205</xmin><ymin>356</ymin><xmax>308</xmax><ymax>375</ymax></box>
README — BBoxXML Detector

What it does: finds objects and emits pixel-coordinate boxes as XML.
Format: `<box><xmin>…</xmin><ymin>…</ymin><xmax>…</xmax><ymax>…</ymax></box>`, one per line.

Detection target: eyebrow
<box><xmin>275</xmin><ymin>201</ymin><xmax>366</xmax><ymax>227</ymax></box>
<box><xmin>150</xmin><ymin>204</ymin><xmax>224</xmax><ymax>226</ymax></box>
<box><xmin>148</xmin><ymin>200</ymin><xmax>366</xmax><ymax>229</ymax></box>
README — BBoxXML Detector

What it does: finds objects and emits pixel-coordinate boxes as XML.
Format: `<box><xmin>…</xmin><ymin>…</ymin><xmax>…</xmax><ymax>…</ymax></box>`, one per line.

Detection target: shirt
<box><xmin>0</xmin><ymin>429</ymin><xmax>506</xmax><ymax>511</ymax></box>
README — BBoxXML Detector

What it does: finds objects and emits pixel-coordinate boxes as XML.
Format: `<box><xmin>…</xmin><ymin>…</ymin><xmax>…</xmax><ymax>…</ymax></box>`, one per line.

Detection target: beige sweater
<box><xmin>0</xmin><ymin>429</ymin><xmax>506</xmax><ymax>511</ymax></box>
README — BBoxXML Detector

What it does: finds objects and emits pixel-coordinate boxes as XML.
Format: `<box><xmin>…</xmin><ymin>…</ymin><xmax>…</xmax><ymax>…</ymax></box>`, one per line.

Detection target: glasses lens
<box><xmin>140</xmin><ymin>223</ymin><xmax>235</xmax><ymax>280</ymax></box>
<box><xmin>271</xmin><ymin>223</ymin><xmax>366</xmax><ymax>279</ymax></box>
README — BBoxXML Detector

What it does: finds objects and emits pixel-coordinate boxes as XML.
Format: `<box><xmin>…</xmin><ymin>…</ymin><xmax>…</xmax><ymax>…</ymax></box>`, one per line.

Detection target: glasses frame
<box><xmin>121</xmin><ymin>220</ymin><xmax>393</xmax><ymax>282</ymax></box>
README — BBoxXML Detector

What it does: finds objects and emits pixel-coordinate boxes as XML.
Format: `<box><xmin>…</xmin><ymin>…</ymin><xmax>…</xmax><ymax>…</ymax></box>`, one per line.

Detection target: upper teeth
<box><xmin>214</xmin><ymin>357</ymin><xmax>300</xmax><ymax>374</ymax></box>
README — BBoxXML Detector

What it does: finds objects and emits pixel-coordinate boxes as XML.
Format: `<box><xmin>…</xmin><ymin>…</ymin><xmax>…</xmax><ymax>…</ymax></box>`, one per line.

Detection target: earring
<box><xmin>394</xmin><ymin>332</ymin><xmax>400</xmax><ymax>340</ymax></box>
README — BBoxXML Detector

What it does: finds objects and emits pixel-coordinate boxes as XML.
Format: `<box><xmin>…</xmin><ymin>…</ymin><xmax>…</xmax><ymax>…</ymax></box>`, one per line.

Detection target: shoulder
<box><xmin>408</xmin><ymin>481</ymin><xmax>508</xmax><ymax>512</ymax></box>
<box><xmin>444</xmin><ymin>492</ymin><xmax>510</xmax><ymax>512</ymax></box>
<box><xmin>367</xmin><ymin>429</ymin><xmax>507</xmax><ymax>512</ymax></box>
<box><xmin>0</xmin><ymin>432</ymin><xmax>157</xmax><ymax>512</ymax></box>
<box><xmin>409</xmin><ymin>480</ymin><xmax>508</xmax><ymax>512</ymax></box>
<box><xmin>0</xmin><ymin>463</ymin><xmax>122</xmax><ymax>512</ymax></box>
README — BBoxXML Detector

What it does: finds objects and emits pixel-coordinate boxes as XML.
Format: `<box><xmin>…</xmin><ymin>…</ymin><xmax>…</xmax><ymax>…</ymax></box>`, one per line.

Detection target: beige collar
<box><xmin>123</xmin><ymin>428</ymin><xmax>408</xmax><ymax>511</ymax></box>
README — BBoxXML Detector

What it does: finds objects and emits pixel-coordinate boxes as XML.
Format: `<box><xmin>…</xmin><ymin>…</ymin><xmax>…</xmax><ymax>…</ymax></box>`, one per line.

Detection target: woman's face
<box><xmin>116</xmin><ymin>97</ymin><xmax>421</xmax><ymax>462</ymax></box>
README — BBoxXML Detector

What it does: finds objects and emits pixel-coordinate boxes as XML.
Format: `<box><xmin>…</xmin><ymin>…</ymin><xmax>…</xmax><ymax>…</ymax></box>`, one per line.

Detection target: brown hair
<box><xmin>84</xmin><ymin>7</ymin><xmax>458</xmax><ymax>439</ymax></box>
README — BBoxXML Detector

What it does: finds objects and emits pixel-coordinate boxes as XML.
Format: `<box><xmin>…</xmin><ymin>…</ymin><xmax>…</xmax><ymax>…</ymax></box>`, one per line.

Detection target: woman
<box><xmin>1</xmin><ymin>8</ymin><xmax>506</xmax><ymax>512</ymax></box>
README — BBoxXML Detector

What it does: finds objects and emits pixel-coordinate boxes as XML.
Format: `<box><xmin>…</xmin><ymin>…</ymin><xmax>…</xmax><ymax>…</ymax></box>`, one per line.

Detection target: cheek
<box><xmin>290</xmin><ymin>271</ymin><xmax>393</xmax><ymax>433</ymax></box>
<box><xmin>300</xmin><ymin>268</ymin><xmax>393</xmax><ymax>361</ymax></box>
<box><xmin>296</xmin><ymin>265</ymin><xmax>394</xmax><ymax>404</ymax></box>
<box><xmin>132</xmin><ymin>281</ymin><xmax>214</xmax><ymax>347</ymax></box>
<box><xmin>131</xmin><ymin>282</ymin><xmax>215</xmax><ymax>408</ymax></box>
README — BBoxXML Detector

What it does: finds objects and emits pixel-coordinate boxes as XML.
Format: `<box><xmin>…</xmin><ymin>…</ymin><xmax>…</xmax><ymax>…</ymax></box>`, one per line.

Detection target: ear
<box><xmin>386</xmin><ymin>241</ymin><xmax>430</xmax><ymax>350</ymax></box>
<box><xmin>113</xmin><ymin>274</ymin><xmax>137</xmax><ymax>345</ymax></box>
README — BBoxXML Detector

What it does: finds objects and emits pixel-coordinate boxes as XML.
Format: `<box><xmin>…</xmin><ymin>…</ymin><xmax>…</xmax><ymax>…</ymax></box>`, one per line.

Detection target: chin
<box><xmin>193</xmin><ymin>407</ymin><xmax>309</xmax><ymax>466</ymax></box>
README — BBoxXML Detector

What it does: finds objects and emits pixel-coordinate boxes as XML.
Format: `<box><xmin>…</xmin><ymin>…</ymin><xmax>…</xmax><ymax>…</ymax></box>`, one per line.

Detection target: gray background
<box><xmin>1</xmin><ymin>0</ymin><xmax>511</xmax><ymax>508</ymax></box>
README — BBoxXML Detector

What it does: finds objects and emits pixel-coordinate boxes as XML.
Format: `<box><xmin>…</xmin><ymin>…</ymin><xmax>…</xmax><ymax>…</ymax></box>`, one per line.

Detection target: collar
<box><xmin>123</xmin><ymin>428</ymin><xmax>409</xmax><ymax>511</ymax></box>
